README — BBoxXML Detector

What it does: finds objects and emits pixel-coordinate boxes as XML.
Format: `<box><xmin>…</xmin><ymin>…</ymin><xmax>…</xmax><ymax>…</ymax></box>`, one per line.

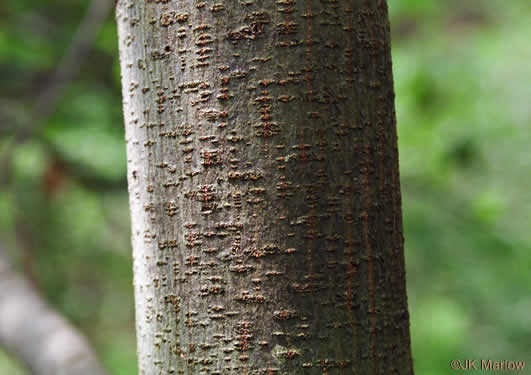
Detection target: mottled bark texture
<box><xmin>116</xmin><ymin>0</ymin><xmax>413</xmax><ymax>374</ymax></box>
<box><xmin>0</xmin><ymin>248</ymin><xmax>109</xmax><ymax>375</ymax></box>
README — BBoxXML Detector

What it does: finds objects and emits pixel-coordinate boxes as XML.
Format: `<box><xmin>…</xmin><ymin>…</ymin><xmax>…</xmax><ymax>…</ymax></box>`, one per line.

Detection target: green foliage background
<box><xmin>0</xmin><ymin>0</ymin><xmax>529</xmax><ymax>373</ymax></box>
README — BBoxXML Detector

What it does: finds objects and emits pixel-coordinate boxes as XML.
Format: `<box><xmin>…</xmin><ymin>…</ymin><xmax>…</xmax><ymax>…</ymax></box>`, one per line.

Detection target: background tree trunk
<box><xmin>0</xmin><ymin>247</ymin><xmax>109</xmax><ymax>375</ymax></box>
<box><xmin>116</xmin><ymin>0</ymin><xmax>414</xmax><ymax>374</ymax></box>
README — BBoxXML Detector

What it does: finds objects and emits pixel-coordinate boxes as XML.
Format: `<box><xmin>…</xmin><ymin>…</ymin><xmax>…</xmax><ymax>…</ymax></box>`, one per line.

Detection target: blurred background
<box><xmin>0</xmin><ymin>0</ymin><xmax>529</xmax><ymax>374</ymax></box>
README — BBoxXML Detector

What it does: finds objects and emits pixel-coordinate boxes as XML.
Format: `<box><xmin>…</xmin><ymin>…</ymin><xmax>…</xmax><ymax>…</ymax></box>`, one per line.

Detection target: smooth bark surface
<box><xmin>0</xmin><ymin>248</ymin><xmax>109</xmax><ymax>375</ymax></box>
<box><xmin>117</xmin><ymin>0</ymin><xmax>413</xmax><ymax>374</ymax></box>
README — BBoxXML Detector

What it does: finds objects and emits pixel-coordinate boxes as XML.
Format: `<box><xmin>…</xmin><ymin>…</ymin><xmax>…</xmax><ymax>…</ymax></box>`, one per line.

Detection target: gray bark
<box><xmin>116</xmin><ymin>0</ymin><xmax>414</xmax><ymax>374</ymax></box>
<box><xmin>0</xmin><ymin>248</ymin><xmax>109</xmax><ymax>375</ymax></box>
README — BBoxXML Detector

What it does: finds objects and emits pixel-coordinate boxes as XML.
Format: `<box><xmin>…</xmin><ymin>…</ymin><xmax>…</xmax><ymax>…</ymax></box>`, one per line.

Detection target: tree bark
<box><xmin>116</xmin><ymin>0</ymin><xmax>414</xmax><ymax>374</ymax></box>
<box><xmin>0</xmin><ymin>247</ymin><xmax>109</xmax><ymax>375</ymax></box>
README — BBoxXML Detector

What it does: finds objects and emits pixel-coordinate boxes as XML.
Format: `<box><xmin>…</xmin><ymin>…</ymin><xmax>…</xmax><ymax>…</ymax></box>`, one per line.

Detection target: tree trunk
<box><xmin>0</xmin><ymin>247</ymin><xmax>109</xmax><ymax>375</ymax></box>
<box><xmin>116</xmin><ymin>0</ymin><xmax>414</xmax><ymax>374</ymax></box>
